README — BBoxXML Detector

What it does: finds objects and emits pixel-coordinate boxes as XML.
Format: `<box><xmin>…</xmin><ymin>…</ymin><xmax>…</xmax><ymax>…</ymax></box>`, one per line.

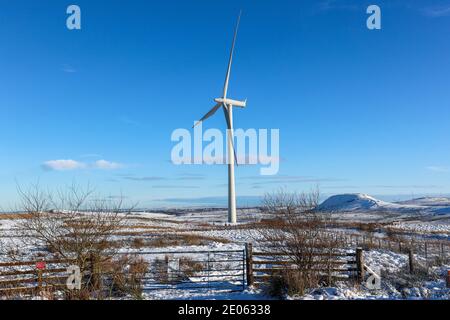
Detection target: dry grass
<box><xmin>122</xmin><ymin>224</ymin><xmax>173</xmax><ymax>230</ymax></box>
<box><xmin>265</xmin><ymin>269</ymin><xmax>320</xmax><ymax>299</ymax></box>
<box><xmin>179</xmin><ymin>257</ymin><xmax>205</xmax><ymax>278</ymax></box>
<box><xmin>144</xmin><ymin>217</ymin><xmax>184</xmax><ymax>225</ymax></box>
<box><xmin>127</xmin><ymin>233</ymin><xmax>229</xmax><ymax>249</ymax></box>
<box><xmin>131</xmin><ymin>238</ymin><xmax>146</xmax><ymax>249</ymax></box>
<box><xmin>116</xmin><ymin>231</ymin><xmax>156</xmax><ymax>237</ymax></box>
<box><xmin>146</xmin><ymin>234</ymin><xmax>230</xmax><ymax>248</ymax></box>
<box><xmin>0</xmin><ymin>213</ymin><xmax>32</xmax><ymax>220</ymax></box>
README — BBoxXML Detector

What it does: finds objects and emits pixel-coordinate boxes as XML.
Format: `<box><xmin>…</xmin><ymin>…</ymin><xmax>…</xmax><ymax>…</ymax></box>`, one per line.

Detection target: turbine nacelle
<box><xmin>214</xmin><ymin>97</ymin><xmax>247</xmax><ymax>108</ymax></box>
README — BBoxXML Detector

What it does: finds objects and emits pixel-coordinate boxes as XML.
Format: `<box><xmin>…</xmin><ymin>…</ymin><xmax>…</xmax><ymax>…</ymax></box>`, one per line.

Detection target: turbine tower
<box><xmin>193</xmin><ymin>11</ymin><xmax>246</xmax><ymax>224</ymax></box>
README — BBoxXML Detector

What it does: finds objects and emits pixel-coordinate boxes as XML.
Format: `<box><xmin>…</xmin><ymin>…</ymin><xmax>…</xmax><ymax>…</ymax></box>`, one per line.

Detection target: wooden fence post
<box><xmin>408</xmin><ymin>249</ymin><xmax>415</xmax><ymax>274</ymax></box>
<box><xmin>356</xmin><ymin>248</ymin><xmax>364</xmax><ymax>282</ymax></box>
<box><xmin>89</xmin><ymin>253</ymin><xmax>100</xmax><ymax>290</ymax></box>
<box><xmin>37</xmin><ymin>269</ymin><xmax>43</xmax><ymax>293</ymax></box>
<box><xmin>245</xmin><ymin>243</ymin><xmax>254</xmax><ymax>287</ymax></box>
<box><xmin>207</xmin><ymin>252</ymin><xmax>211</xmax><ymax>290</ymax></box>
<box><xmin>446</xmin><ymin>270</ymin><xmax>450</xmax><ymax>288</ymax></box>
<box><xmin>444</xmin><ymin>244</ymin><xmax>447</xmax><ymax>263</ymax></box>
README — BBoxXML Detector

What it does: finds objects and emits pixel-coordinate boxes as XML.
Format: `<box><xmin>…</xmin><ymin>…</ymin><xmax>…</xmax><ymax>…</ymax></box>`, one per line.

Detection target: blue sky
<box><xmin>1</xmin><ymin>0</ymin><xmax>450</xmax><ymax>208</ymax></box>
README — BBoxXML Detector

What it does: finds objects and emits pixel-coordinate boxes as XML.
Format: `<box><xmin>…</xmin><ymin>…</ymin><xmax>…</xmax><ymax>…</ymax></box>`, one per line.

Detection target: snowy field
<box><xmin>1</xmin><ymin>194</ymin><xmax>450</xmax><ymax>300</ymax></box>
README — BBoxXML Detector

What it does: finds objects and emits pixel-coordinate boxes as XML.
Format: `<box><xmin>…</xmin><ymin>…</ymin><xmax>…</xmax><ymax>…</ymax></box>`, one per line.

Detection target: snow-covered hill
<box><xmin>318</xmin><ymin>194</ymin><xmax>390</xmax><ymax>211</ymax></box>
<box><xmin>396</xmin><ymin>197</ymin><xmax>450</xmax><ymax>207</ymax></box>
<box><xmin>317</xmin><ymin>193</ymin><xmax>450</xmax><ymax>216</ymax></box>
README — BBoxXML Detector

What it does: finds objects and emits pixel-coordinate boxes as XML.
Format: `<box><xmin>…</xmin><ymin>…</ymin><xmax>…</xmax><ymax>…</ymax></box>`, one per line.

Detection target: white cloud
<box><xmin>42</xmin><ymin>159</ymin><xmax>124</xmax><ymax>171</ymax></box>
<box><xmin>43</xmin><ymin>159</ymin><xmax>86</xmax><ymax>171</ymax></box>
<box><xmin>94</xmin><ymin>160</ymin><xmax>124</xmax><ymax>170</ymax></box>
<box><xmin>426</xmin><ymin>166</ymin><xmax>449</xmax><ymax>173</ymax></box>
<box><xmin>422</xmin><ymin>5</ymin><xmax>450</xmax><ymax>17</ymax></box>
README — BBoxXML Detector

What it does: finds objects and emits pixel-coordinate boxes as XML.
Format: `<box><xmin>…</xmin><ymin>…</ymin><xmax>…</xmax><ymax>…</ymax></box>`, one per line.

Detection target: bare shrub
<box><xmin>64</xmin><ymin>287</ymin><xmax>92</xmax><ymax>300</ymax></box>
<box><xmin>265</xmin><ymin>269</ymin><xmax>318</xmax><ymax>299</ymax></box>
<box><xmin>261</xmin><ymin>186</ymin><xmax>321</xmax><ymax>216</ymax></box>
<box><xmin>131</xmin><ymin>238</ymin><xmax>146</xmax><ymax>249</ymax></box>
<box><xmin>265</xmin><ymin>274</ymin><xmax>286</xmax><ymax>299</ymax></box>
<box><xmin>103</xmin><ymin>255</ymin><xmax>149</xmax><ymax>299</ymax></box>
<box><xmin>358</xmin><ymin>223</ymin><xmax>378</xmax><ymax>233</ymax></box>
<box><xmin>4</xmin><ymin>182</ymin><xmax>136</xmax><ymax>299</ymax></box>
<box><xmin>385</xmin><ymin>227</ymin><xmax>398</xmax><ymax>242</ymax></box>
<box><xmin>179</xmin><ymin>257</ymin><xmax>205</xmax><ymax>278</ymax></box>
<box><xmin>430</xmin><ymin>255</ymin><xmax>446</xmax><ymax>267</ymax></box>
<box><xmin>256</xmin><ymin>188</ymin><xmax>343</xmax><ymax>297</ymax></box>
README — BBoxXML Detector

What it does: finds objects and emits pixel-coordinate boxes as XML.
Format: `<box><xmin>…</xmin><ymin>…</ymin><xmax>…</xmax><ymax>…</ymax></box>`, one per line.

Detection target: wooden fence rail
<box><xmin>0</xmin><ymin>258</ymin><xmax>76</xmax><ymax>296</ymax></box>
<box><xmin>245</xmin><ymin>243</ymin><xmax>364</xmax><ymax>287</ymax></box>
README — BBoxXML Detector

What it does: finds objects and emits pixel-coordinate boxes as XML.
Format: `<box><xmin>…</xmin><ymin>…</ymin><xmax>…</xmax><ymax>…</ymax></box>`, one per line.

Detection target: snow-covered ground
<box><xmin>392</xmin><ymin>221</ymin><xmax>450</xmax><ymax>235</ymax></box>
<box><xmin>1</xmin><ymin>204</ymin><xmax>450</xmax><ymax>300</ymax></box>
<box><xmin>397</xmin><ymin>197</ymin><xmax>450</xmax><ymax>207</ymax></box>
<box><xmin>318</xmin><ymin>194</ymin><xmax>450</xmax><ymax>218</ymax></box>
<box><xmin>300</xmin><ymin>250</ymin><xmax>449</xmax><ymax>300</ymax></box>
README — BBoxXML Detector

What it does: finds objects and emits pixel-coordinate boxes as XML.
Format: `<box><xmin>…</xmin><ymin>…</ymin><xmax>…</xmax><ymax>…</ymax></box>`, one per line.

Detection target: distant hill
<box><xmin>317</xmin><ymin>193</ymin><xmax>450</xmax><ymax>216</ymax></box>
<box><xmin>395</xmin><ymin>197</ymin><xmax>450</xmax><ymax>207</ymax></box>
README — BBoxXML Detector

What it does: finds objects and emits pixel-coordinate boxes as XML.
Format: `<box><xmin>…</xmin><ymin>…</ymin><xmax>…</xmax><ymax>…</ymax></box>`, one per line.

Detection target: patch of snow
<box><xmin>317</xmin><ymin>193</ymin><xmax>450</xmax><ymax>217</ymax></box>
<box><xmin>396</xmin><ymin>197</ymin><xmax>450</xmax><ymax>207</ymax></box>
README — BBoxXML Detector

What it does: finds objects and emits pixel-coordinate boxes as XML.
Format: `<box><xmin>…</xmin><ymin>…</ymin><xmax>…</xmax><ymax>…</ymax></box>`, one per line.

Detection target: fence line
<box><xmin>0</xmin><ymin>248</ymin><xmax>247</xmax><ymax>297</ymax></box>
<box><xmin>245</xmin><ymin>244</ymin><xmax>363</xmax><ymax>287</ymax></box>
<box><xmin>1</xmin><ymin>236</ymin><xmax>448</xmax><ymax>297</ymax></box>
<box><xmin>340</xmin><ymin>232</ymin><xmax>450</xmax><ymax>264</ymax></box>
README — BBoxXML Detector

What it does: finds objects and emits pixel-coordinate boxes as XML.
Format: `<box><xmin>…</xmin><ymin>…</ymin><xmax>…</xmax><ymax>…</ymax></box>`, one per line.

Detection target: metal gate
<box><xmin>119</xmin><ymin>249</ymin><xmax>246</xmax><ymax>292</ymax></box>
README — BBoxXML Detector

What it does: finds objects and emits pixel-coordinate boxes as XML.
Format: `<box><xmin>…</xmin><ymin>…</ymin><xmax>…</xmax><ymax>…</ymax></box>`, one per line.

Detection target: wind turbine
<box><xmin>193</xmin><ymin>11</ymin><xmax>246</xmax><ymax>224</ymax></box>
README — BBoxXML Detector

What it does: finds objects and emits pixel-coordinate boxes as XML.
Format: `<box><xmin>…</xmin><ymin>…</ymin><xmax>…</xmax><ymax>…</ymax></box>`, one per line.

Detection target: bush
<box><xmin>266</xmin><ymin>270</ymin><xmax>317</xmax><ymax>299</ymax></box>
<box><xmin>265</xmin><ymin>275</ymin><xmax>287</xmax><ymax>299</ymax></box>
<box><xmin>257</xmin><ymin>189</ymin><xmax>342</xmax><ymax>298</ymax></box>
<box><xmin>179</xmin><ymin>257</ymin><xmax>205</xmax><ymax>278</ymax></box>
<box><xmin>106</xmin><ymin>255</ymin><xmax>149</xmax><ymax>299</ymax></box>
<box><xmin>131</xmin><ymin>238</ymin><xmax>145</xmax><ymax>249</ymax></box>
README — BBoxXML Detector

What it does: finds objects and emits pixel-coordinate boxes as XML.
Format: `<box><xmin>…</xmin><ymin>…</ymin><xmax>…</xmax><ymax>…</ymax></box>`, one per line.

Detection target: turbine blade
<box><xmin>222</xmin><ymin>105</ymin><xmax>239</xmax><ymax>166</ymax></box>
<box><xmin>192</xmin><ymin>103</ymin><xmax>221</xmax><ymax>128</ymax></box>
<box><xmin>223</xmin><ymin>10</ymin><xmax>242</xmax><ymax>99</ymax></box>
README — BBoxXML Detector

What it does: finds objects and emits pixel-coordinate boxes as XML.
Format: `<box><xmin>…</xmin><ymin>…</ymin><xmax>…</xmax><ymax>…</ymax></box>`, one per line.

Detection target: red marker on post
<box><xmin>36</xmin><ymin>261</ymin><xmax>46</xmax><ymax>270</ymax></box>
<box><xmin>35</xmin><ymin>261</ymin><xmax>46</xmax><ymax>292</ymax></box>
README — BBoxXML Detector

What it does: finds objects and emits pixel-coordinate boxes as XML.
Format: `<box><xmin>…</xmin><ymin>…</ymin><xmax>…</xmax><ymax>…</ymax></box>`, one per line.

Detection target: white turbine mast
<box><xmin>193</xmin><ymin>11</ymin><xmax>246</xmax><ymax>224</ymax></box>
